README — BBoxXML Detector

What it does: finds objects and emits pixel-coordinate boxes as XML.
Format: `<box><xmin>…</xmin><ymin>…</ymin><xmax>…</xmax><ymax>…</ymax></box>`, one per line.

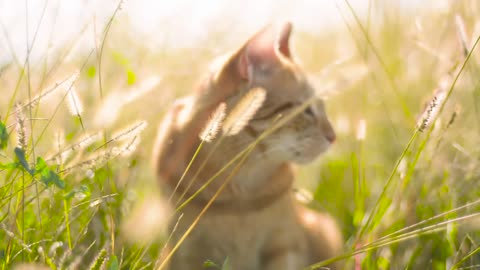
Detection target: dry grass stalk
<box><xmin>115</xmin><ymin>135</ymin><xmax>140</xmax><ymax>157</ymax></box>
<box><xmin>94</xmin><ymin>76</ymin><xmax>162</xmax><ymax>127</ymax></box>
<box><xmin>1</xmin><ymin>223</ymin><xmax>32</xmax><ymax>253</ymax></box>
<box><xmin>61</xmin><ymin>149</ymin><xmax>114</xmax><ymax>175</ymax></box>
<box><xmin>62</xmin><ymin>135</ymin><xmax>141</xmax><ymax>175</ymax></box>
<box><xmin>48</xmin><ymin>131</ymin><xmax>103</xmax><ymax>162</ymax></box>
<box><xmin>19</xmin><ymin>71</ymin><xmax>79</xmax><ymax>111</ymax></box>
<box><xmin>111</xmin><ymin>121</ymin><xmax>147</xmax><ymax>143</ymax></box>
<box><xmin>57</xmin><ymin>248</ymin><xmax>72</xmax><ymax>269</ymax></box>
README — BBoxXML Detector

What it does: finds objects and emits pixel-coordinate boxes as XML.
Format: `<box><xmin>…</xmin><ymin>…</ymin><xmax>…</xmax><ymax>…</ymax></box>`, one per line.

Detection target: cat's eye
<box><xmin>304</xmin><ymin>106</ymin><xmax>315</xmax><ymax>117</ymax></box>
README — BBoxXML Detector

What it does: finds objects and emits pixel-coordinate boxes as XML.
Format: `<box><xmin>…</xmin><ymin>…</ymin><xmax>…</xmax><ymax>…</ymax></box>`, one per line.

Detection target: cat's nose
<box><xmin>323</xmin><ymin>121</ymin><xmax>336</xmax><ymax>143</ymax></box>
<box><xmin>325</xmin><ymin>130</ymin><xmax>336</xmax><ymax>143</ymax></box>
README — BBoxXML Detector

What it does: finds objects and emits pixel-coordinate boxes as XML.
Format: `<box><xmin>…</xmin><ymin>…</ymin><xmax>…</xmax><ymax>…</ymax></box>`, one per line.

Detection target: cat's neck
<box><xmin>187</xmin><ymin>139</ymin><xmax>294</xmax><ymax>206</ymax></box>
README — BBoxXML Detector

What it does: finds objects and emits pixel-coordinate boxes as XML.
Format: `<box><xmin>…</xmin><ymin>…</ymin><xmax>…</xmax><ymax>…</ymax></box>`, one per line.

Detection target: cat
<box><xmin>153</xmin><ymin>22</ymin><xmax>342</xmax><ymax>270</ymax></box>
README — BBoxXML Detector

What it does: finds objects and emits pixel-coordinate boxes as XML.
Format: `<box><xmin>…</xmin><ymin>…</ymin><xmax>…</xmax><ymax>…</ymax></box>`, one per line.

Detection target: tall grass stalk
<box><xmin>158</xmin><ymin>139</ymin><xmax>257</xmax><ymax>270</ymax></box>
<box><xmin>342</xmin><ymin>0</ymin><xmax>412</xmax><ymax>118</ymax></box>
<box><xmin>165</xmin><ymin>94</ymin><xmax>324</xmax><ymax>267</ymax></box>
<box><xmin>451</xmin><ymin>246</ymin><xmax>480</xmax><ymax>270</ymax></box>
<box><xmin>306</xmin><ymin>212</ymin><xmax>480</xmax><ymax>269</ymax></box>
<box><xmin>168</xmin><ymin>102</ymin><xmax>226</xmax><ymax>204</ymax></box>
<box><xmin>174</xmin><ymin>88</ymin><xmax>265</xmax><ymax>207</ymax></box>
<box><xmin>63</xmin><ymin>199</ymin><xmax>72</xmax><ymax>250</ymax></box>
<box><xmin>355</xmin><ymin>33</ymin><xmax>480</xmax><ymax>244</ymax></box>
<box><xmin>175</xmin><ymin>95</ymin><xmax>317</xmax><ymax>213</ymax></box>
<box><xmin>1</xmin><ymin>1</ymin><xmax>480</xmax><ymax>269</ymax></box>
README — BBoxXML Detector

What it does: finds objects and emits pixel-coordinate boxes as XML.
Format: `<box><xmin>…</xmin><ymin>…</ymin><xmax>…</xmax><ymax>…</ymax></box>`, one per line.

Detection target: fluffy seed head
<box><xmin>223</xmin><ymin>87</ymin><xmax>266</xmax><ymax>136</ymax></box>
<box><xmin>66</xmin><ymin>86</ymin><xmax>83</xmax><ymax>116</ymax></box>
<box><xmin>21</xmin><ymin>71</ymin><xmax>79</xmax><ymax>111</ymax></box>
<box><xmin>199</xmin><ymin>102</ymin><xmax>226</xmax><ymax>142</ymax></box>
<box><xmin>356</xmin><ymin>119</ymin><xmax>367</xmax><ymax>141</ymax></box>
<box><xmin>418</xmin><ymin>88</ymin><xmax>447</xmax><ymax>132</ymax></box>
<box><xmin>14</xmin><ymin>104</ymin><xmax>28</xmax><ymax>150</ymax></box>
<box><xmin>455</xmin><ymin>14</ymin><xmax>469</xmax><ymax>56</ymax></box>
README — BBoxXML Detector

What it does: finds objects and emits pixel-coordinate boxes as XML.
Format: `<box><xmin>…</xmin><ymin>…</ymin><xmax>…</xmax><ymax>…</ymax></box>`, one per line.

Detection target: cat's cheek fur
<box><xmin>269</xmin><ymin>131</ymin><xmax>330</xmax><ymax>164</ymax></box>
<box><xmin>291</xmin><ymin>140</ymin><xmax>331</xmax><ymax>164</ymax></box>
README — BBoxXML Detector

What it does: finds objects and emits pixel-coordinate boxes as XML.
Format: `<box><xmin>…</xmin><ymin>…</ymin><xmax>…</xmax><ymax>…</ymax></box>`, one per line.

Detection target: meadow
<box><xmin>1</xmin><ymin>0</ymin><xmax>480</xmax><ymax>269</ymax></box>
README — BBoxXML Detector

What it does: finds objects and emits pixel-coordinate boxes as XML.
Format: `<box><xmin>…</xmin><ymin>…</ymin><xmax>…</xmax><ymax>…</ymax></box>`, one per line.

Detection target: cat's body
<box><xmin>153</xmin><ymin>23</ymin><xmax>342</xmax><ymax>270</ymax></box>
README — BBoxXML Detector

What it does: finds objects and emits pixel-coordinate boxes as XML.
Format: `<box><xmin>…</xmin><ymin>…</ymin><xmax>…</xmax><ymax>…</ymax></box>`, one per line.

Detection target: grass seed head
<box><xmin>223</xmin><ymin>87</ymin><xmax>266</xmax><ymax>136</ymax></box>
<box><xmin>66</xmin><ymin>86</ymin><xmax>84</xmax><ymax>117</ymax></box>
<box><xmin>417</xmin><ymin>88</ymin><xmax>447</xmax><ymax>132</ymax></box>
<box><xmin>14</xmin><ymin>103</ymin><xmax>28</xmax><ymax>150</ymax></box>
<box><xmin>199</xmin><ymin>102</ymin><xmax>226</xmax><ymax>142</ymax></box>
<box><xmin>455</xmin><ymin>14</ymin><xmax>469</xmax><ymax>56</ymax></box>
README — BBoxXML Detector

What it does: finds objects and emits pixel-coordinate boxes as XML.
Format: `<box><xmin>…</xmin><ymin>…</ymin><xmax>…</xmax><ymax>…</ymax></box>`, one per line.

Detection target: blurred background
<box><xmin>1</xmin><ymin>0</ymin><xmax>480</xmax><ymax>269</ymax></box>
<box><xmin>0</xmin><ymin>0</ymin><xmax>448</xmax><ymax>63</ymax></box>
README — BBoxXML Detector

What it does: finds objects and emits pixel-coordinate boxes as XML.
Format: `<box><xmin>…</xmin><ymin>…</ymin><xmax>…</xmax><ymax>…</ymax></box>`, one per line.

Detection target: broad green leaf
<box><xmin>14</xmin><ymin>147</ymin><xmax>33</xmax><ymax>175</ymax></box>
<box><xmin>0</xmin><ymin>121</ymin><xmax>8</xmax><ymax>150</ymax></box>
<box><xmin>351</xmin><ymin>152</ymin><xmax>365</xmax><ymax>226</ymax></box>
<box><xmin>64</xmin><ymin>190</ymin><xmax>76</xmax><ymax>200</ymax></box>
<box><xmin>377</xmin><ymin>256</ymin><xmax>390</xmax><ymax>270</ymax></box>
<box><xmin>369</xmin><ymin>197</ymin><xmax>393</xmax><ymax>232</ymax></box>
<box><xmin>0</xmin><ymin>162</ymin><xmax>16</xmax><ymax>170</ymax></box>
<box><xmin>40</xmin><ymin>170</ymin><xmax>65</xmax><ymax>189</ymax></box>
<box><xmin>107</xmin><ymin>255</ymin><xmax>119</xmax><ymax>270</ymax></box>
<box><xmin>35</xmin><ymin>156</ymin><xmax>65</xmax><ymax>189</ymax></box>
<box><xmin>51</xmin><ymin>171</ymin><xmax>65</xmax><ymax>189</ymax></box>
<box><xmin>127</xmin><ymin>69</ymin><xmax>136</xmax><ymax>85</ymax></box>
<box><xmin>35</xmin><ymin>156</ymin><xmax>48</xmax><ymax>173</ymax></box>
<box><xmin>79</xmin><ymin>185</ymin><xmax>91</xmax><ymax>197</ymax></box>
<box><xmin>221</xmin><ymin>257</ymin><xmax>231</xmax><ymax>270</ymax></box>
<box><xmin>87</xmin><ymin>66</ymin><xmax>96</xmax><ymax>78</ymax></box>
<box><xmin>203</xmin><ymin>260</ymin><xmax>219</xmax><ymax>268</ymax></box>
<box><xmin>64</xmin><ymin>185</ymin><xmax>90</xmax><ymax>200</ymax></box>
<box><xmin>112</xmin><ymin>51</ymin><xmax>130</xmax><ymax>66</ymax></box>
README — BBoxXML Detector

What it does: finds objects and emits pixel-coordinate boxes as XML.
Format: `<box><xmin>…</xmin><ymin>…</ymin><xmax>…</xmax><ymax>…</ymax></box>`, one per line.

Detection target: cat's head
<box><xmin>204</xmin><ymin>22</ymin><xmax>336</xmax><ymax>164</ymax></box>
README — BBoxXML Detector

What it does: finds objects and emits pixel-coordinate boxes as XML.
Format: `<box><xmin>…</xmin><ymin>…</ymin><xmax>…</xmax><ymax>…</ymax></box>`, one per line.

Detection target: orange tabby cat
<box><xmin>153</xmin><ymin>22</ymin><xmax>342</xmax><ymax>270</ymax></box>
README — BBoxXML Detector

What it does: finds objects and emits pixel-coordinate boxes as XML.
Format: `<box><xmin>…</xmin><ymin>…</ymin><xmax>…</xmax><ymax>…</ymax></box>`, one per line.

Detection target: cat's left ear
<box><xmin>236</xmin><ymin>22</ymin><xmax>293</xmax><ymax>81</ymax></box>
<box><xmin>212</xmin><ymin>22</ymin><xmax>293</xmax><ymax>94</ymax></box>
<box><xmin>277</xmin><ymin>22</ymin><xmax>293</xmax><ymax>59</ymax></box>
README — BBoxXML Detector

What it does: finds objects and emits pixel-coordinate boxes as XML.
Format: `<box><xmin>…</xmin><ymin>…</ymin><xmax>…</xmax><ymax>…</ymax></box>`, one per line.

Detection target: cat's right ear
<box><xmin>229</xmin><ymin>22</ymin><xmax>293</xmax><ymax>82</ymax></box>
<box><xmin>239</xmin><ymin>22</ymin><xmax>293</xmax><ymax>81</ymax></box>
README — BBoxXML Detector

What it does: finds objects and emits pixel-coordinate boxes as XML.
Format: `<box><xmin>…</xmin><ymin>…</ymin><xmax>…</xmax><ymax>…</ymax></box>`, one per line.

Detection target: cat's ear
<box><xmin>236</xmin><ymin>22</ymin><xmax>293</xmax><ymax>81</ymax></box>
<box><xmin>277</xmin><ymin>22</ymin><xmax>293</xmax><ymax>58</ymax></box>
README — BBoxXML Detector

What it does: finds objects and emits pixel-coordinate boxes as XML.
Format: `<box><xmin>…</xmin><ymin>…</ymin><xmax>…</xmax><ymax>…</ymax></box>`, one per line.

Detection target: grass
<box><xmin>1</xmin><ymin>0</ymin><xmax>480</xmax><ymax>269</ymax></box>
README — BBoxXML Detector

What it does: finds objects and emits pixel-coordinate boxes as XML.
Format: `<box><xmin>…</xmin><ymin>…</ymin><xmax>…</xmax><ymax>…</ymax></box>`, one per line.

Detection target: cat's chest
<box><xmin>177</xmin><ymin>211</ymin><xmax>267</xmax><ymax>269</ymax></box>
<box><xmin>176</xmin><ymin>195</ymin><xmax>299</xmax><ymax>268</ymax></box>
